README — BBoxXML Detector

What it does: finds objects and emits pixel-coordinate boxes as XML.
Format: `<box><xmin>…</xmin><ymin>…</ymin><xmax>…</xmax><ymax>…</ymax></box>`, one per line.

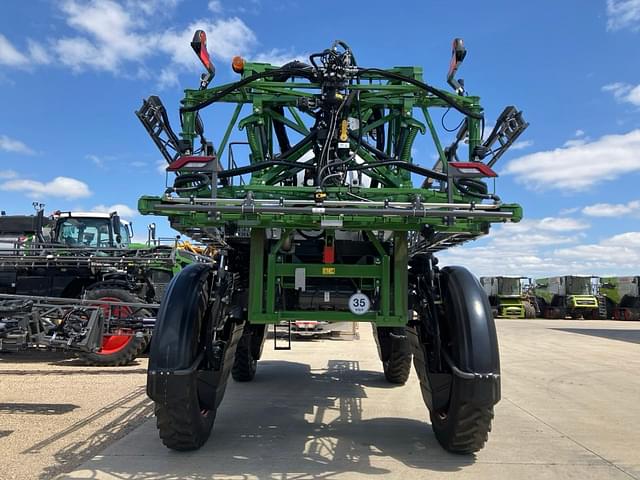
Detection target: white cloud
<box><xmin>1</xmin><ymin>176</ymin><xmax>91</xmax><ymax>199</ymax></box>
<box><xmin>0</xmin><ymin>135</ymin><xmax>35</xmax><ymax>155</ymax></box>
<box><xmin>158</xmin><ymin>17</ymin><xmax>256</xmax><ymax>70</ymax></box>
<box><xmin>438</xmin><ymin>219</ymin><xmax>640</xmax><ymax>277</ymax></box>
<box><xmin>157</xmin><ymin>67</ymin><xmax>180</xmax><ymax>89</ymax></box>
<box><xmin>2</xmin><ymin>1</ymin><xmax>305</xmax><ymax>89</ymax></box>
<box><xmin>53</xmin><ymin>0</ymin><xmax>148</xmax><ymax>73</ymax></box>
<box><xmin>92</xmin><ymin>203</ymin><xmax>137</xmax><ymax>218</ymax></box>
<box><xmin>0</xmin><ymin>170</ymin><xmax>17</xmax><ymax>179</ymax></box>
<box><xmin>481</xmin><ymin>217</ymin><xmax>588</xmax><ymax>249</ymax></box>
<box><xmin>536</xmin><ymin>217</ymin><xmax>589</xmax><ymax>231</ymax></box>
<box><xmin>553</xmin><ymin>232</ymin><xmax>640</xmax><ymax>268</ymax></box>
<box><xmin>503</xmin><ymin>129</ymin><xmax>640</xmax><ymax>190</ymax></box>
<box><xmin>86</xmin><ymin>154</ymin><xmax>106</xmax><ymax>168</ymax></box>
<box><xmin>575</xmin><ymin>129</ymin><xmax>585</xmax><ymax>137</ymax></box>
<box><xmin>251</xmin><ymin>48</ymin><xmax>309</xmax><ymax>65</ymax></box>
<box><xmin>157</xmin><ymin>160</ymin><xmax>168</xmax><ymax>174</ymax></box>
<box><xmin>208</xmin><ymin>0</ymin><xmax>223</xmax><ymax>13</ymax></box>
<box><xmin>510</xmin><ymin>139</ymin><xmax>534</xmax><ymax>150</ymax></box>
<box><xmin>603</xmin><ymin>82</ymin><xmax>640</xmax><ymax>107</ymax></box>
<box><xmin>562</xmin><ymin>138</ymin><xmax>587</xmax><ymax>147</ymax></box>
<box><xmin>582</xmin><ymin>200</ymin><xmax>640</xmax><ymax>217</ymax></box>
<box><xmin>559</xmin><ymin>206</ymin><xmax>580</xmax><ymax>215</ymax></box>
<box><xmin>0</xmin><ymin>34</ymin><xmax>28</xmax><ymax>67</ymax></box>
<box><xmin>27</xmin><ymin>40</ymin><xmax>51</xmax><ymax>65</ymax></box>
<box><xmin>606</xmin><ymin>0</ymin><xmax>640</xmax><ymax>31</ymax></box>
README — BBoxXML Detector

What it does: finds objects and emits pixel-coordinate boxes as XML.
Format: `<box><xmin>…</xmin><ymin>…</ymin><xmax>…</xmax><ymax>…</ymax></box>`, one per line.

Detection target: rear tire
<box><xmin>232</xmin><ymin>327</ymin><xmax>257</xmax><ymax>382</ymax></box>
<box><xmin>79</xmin><ymin>288</ymin><xmax>148</xmax><ymax>367</ymax></box>
<box><xmin>373</xmin><ymin>326</ymin><xmax>412</xmax><ymax>385</ymax></box>
<box><xmin>383</xmin><ymin>339</ymin><xmax>412</xmax><ymax>384</ymax></box>
<box><xmin>524</xmin><ymin>302</ymin><xmax>536</xmax><ymax>319</ymax></box>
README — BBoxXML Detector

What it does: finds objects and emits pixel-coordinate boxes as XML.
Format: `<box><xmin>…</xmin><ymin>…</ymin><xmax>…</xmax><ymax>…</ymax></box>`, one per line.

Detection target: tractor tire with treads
<box><xmin>410</xmin><ymin>264</ymin><xmax>500</xmax><ymax>454</ymax></box>
<box><xmin>79</xmin><ymin>288</ymin><xmax>148</xmax><ymax>367</ymax></box>
<box><xmin>373</xmin><ymin>326</ymin><xmax>412</xmax><ymax>385</ymax></box>
<box><xmin>147</xmin><ymin>263</ymin><xmax>244</xmax><ymax>451</ymax></box>
<box><xmin>232</xmin><ymin>325</ymin><xmax>257</xmax><ymax>382</ymax></box>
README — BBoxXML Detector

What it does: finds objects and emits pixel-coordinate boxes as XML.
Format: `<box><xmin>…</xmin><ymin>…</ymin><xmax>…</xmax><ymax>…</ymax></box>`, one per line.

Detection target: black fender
<box><xmin>440</xmin><ymin>266</ymin><xmax>499</xmax><ymax>375</ymax></box>
<box><xmin>148</xmin><ymin>262</ymin><xmax>211</xmax><ymax>372</ymax></box>
<box><xmin>147</xmin><ymin>263</ymin><xmax>245</xmax><ymax>411</ymax></box>
<box><xmin>411</xmin><ymin>265</ymin><xmax>500</xmax><ymax>413</ymax></box>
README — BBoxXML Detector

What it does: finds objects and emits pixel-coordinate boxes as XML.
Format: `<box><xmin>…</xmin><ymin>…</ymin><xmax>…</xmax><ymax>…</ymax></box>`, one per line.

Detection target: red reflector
<box><xmin>448</xmin><ymin>162</ymin><xmax>497</xmax><ymax>177</ymax></box>
<box><xmin>167</xmin><ymin>155</ymin><xmax>216</xmax><ymax>171</ymax></box>
<box><xmin>323</xmin><ymin>245</ymin><xmax>335</xmax><ymax>264</ymax></box>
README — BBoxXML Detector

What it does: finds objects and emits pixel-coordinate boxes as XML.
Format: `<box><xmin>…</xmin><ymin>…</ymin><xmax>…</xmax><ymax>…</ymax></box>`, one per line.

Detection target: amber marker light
<box><xmin>232</xmin><ymin>56</ymin><xmax>245</xmax><ymax>74</ymax></box>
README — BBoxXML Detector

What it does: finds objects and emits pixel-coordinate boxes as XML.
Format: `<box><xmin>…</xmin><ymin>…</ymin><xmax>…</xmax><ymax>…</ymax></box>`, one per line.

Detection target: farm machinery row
<box><xmin>0</xmin><ymin>207</ymin><xmax>213</xmax><ymax>365</ymax></box>
<box><xmin>134</xmin><ymin>31</ymin><xmax>529</xmax><ymax>454</ymax></box>
<box><xmin>481</xmin><ymin>275</ymin><xmax>640</xmax><ymax>320</ymax></box>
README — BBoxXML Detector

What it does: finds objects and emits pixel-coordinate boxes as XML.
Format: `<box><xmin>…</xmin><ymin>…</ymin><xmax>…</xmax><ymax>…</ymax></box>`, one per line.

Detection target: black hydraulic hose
<box><xmin>371</xmin><ymin>107</ymin><xmax>385</xmax><ymax>152</ymax></box>
<box><xmin>357</xmin><ymin>68</ymin><xmax>483</xmax><ymax>120</ymax></box>
<box><xmin>454</xmin><ymin>178</ymin><xmax>500</xmax><ymax>201</ymax></box>
<box><xmin>272</xmin><ymin>105</ymin><xmax>292</xmax><ymax>153</ymax></box>
<box><xmin>274</xmin><ymin>130</ymin><xmax>317</xmax><ymax>163</ymax></box>
<box><xmin>349</xmin><ymin>161</ymin><xmax>447</xmax><ymax>182</ymax></box>
<box><xmin>270</xmin><ymin>61</ymin><xmax>314</xmax><ymax>154</ymax></box>
<box><xmin>217</xmin><ymin>160</ymin><xmax>316</xmax><ymax>179</ymax></box>
<box><xmin>296</xmin><ymin>229</ymin><xmax>324</xmax><ymax>239</ymax></box>
<box><xmin>180</xmin><ymin>67</ymin><xmax>316</xmax><ymax>114</ymax></box>
<box><xmin>172</xmin><ymin>173</ymin><xmax>210</xmax><ymax>192</ymax></box>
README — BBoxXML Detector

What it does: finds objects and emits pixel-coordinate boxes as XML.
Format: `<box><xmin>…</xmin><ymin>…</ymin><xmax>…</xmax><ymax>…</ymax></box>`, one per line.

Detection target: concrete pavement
<box><xmin>58</xmin><ymin>319</ymin><xmax>640</xmax><ymax>480</ymax></box>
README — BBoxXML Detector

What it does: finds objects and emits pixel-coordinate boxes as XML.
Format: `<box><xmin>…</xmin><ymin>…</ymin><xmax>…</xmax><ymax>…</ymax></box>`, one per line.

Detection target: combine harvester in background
<box><xmin>0</xmin><ymin>207</ymin><xmax>212</xmax><ymax>365</ymax></box>
<box><xmin>599</xmin><ymin>277</ymin><xmax>640</xmax><ymax>320</ymax></box>
<box><xmin>480</xmin><ymin>276</ymin><xmax>537</xmax><ymax>318</ymax></box>
<box><xmin>136</xmin><ymin>31</ymin><xmax>528</xmax><ymax>453</ymax></box>
<box><xmin>534</xmin><ymin>276</ymin><xmax>605</xmax><ymax>319</ymax></box>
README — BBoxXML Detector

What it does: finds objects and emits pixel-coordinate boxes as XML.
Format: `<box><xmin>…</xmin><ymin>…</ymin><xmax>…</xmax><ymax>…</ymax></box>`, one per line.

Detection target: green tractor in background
<box><xmin>480</xmin><ymin>276</ymin><xmax>537</xmax><ymax>319</ymax></box>
<box><xmin>0</xmin><ymin>208</ymin><xmax>213</xmax><ymax>365</ymax></box>
<box><xmin>599</xmin><ymin>276</ymin><xmax>640</xmax><ymax>320</ymax></box>
<box><xmin>534</xmin><ymin>276</ymin><xmax>603</xmax><ymax>319</ymax></box>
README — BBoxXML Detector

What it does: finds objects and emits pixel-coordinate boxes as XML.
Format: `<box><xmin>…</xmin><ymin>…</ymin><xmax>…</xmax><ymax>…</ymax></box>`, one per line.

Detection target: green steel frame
<box><xmin>138</xmin><ymin>53</ymin><xmax>523</xmax><ymax>327</ymax></box>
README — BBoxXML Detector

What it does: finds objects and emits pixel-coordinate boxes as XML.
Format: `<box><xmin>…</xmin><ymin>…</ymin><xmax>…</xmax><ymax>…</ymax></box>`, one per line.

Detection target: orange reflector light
<box><xmin>232</xmin><ymin>56</ymin><xmax>245</xmax><ymax>73</ymax></box>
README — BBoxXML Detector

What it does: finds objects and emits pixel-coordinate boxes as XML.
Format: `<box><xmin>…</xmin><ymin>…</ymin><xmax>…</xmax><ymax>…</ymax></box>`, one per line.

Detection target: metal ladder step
<box><xmin>597</xmin><ymin>295</ymin><xmax>607</xmax><ymax>319</ymax></box>
<box><xmin>273</xmin><ymin>322</ymin><xmax>291</xmax><ymax>350</ymax></box>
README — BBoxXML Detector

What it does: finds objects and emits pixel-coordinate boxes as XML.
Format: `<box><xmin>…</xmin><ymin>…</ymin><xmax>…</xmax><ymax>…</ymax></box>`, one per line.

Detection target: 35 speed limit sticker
<box><xmin>348</xmin><ymin>292</ymin><xmax>370</xmax><ymax>315</ymax></box>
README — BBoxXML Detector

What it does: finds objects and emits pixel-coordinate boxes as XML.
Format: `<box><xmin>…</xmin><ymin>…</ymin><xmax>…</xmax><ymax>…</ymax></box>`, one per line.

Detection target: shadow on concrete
<box><xmin>0</xmin><ymin>402</ymin><xmax>79</xmax><ymax>415</ymax></box>
<box><xmin>553</xmin><ymin>328</ymin><xmax>640</xmax><ymax>345</ymax></box>
<box><xmin>0</xmin><ymin>368</ymin><xmax>146</xmax><ymax>376</ymax></box>
<box><xmin>0</xmin><ymin>350</ymin><xmax>73</xmax><ymax>364</ymax></box>
<box><xmin>84</xmin><ymin>359</ymin><xmax>474</xmax><ymax>479</ymax></box>
<box><xmin>0</xmin><ymin>349</ymin><xmax>144</xmax><ymax>368</ymax></box>
<box><xmin>32</xmin><ymin>386</ymin><xmax>153</xmax><ymax>480</ymax></box>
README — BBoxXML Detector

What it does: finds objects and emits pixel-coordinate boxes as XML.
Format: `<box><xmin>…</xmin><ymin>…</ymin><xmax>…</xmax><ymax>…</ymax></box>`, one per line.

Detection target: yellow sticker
<box><xmin>322</xmin><ymin>267</ymin><xmax>336</xmax><ymax>275</ymax></box>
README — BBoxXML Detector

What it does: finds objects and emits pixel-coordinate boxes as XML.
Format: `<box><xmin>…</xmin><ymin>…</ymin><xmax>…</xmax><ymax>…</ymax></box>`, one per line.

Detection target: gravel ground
<box><xmin>0</xmin><ymin>351</ymin><xmax>151</xmax><ymax>480</ymax></box>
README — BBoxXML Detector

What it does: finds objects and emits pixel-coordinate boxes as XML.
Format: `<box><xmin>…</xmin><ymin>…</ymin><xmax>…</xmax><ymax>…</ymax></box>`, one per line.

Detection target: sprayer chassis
<box><xmin>138</xmin><ymin>36</ymin><xmax>526</xmax><ymax>454</ymax></box>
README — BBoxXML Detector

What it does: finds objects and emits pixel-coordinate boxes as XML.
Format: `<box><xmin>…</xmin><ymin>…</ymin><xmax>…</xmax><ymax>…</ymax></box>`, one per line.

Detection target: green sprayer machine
<box><xmin>480</xmin><ymin>276</ymin><xmax>537</xmax><ymax>319</ymax></box>
<box><xmin>600</xmin><ymin>277</ymin><xmax>640</xmax><ymax>320</ymax></box>
<box><xmin>534</xmin><ymin>276</ymin><xmax>603</xmax><ymax>319</ymax></box>
<box><xmin>136</xmin><ymin>32</ymin><xmax>527</xmax><ymax>453</ymax></box>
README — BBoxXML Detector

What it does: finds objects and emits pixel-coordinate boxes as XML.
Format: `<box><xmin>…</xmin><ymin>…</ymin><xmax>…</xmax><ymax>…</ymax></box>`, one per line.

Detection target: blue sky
<box><xmin>1</xmin><ymin>0</ymin><xmax>639</xmax><ymax>276</ymax></box>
